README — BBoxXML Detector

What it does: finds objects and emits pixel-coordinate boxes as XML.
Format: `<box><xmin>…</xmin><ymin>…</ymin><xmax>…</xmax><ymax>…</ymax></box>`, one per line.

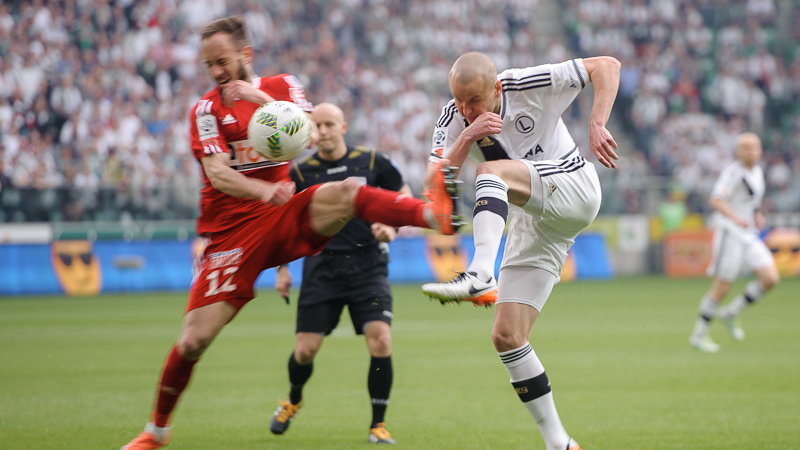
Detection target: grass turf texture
<box><xmin>1</xmin><ymin>276</ymin><xmax>798</xmax><ymax>449</ymax></box>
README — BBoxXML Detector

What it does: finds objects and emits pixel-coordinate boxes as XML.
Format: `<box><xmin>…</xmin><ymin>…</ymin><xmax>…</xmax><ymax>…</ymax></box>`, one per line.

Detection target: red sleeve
<box><xmin>263</xmin><ymin>74</ymin><xmax>313</xmax><ymax>112</ymax></box>
<box><xmin>189</xmin><ymin>97</ymin><xmax>228</xmax><ymax>160</ymax></box>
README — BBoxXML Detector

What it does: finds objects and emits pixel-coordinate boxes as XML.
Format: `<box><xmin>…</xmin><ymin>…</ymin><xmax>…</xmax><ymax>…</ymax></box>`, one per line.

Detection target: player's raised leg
<box><xmin>308</xmin><ymin>163</ymin><xmax>462</xmax><ymax>237</ymax></box>
<box><xmin>423</xmin><ymin>160</ymin><xmax>531</xmax><ymax>305</ymax></box>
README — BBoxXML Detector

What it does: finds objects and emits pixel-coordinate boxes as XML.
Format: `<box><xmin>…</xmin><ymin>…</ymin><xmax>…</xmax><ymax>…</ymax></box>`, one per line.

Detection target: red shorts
<box><xmin>187</xmin><ymin>185</ymin><xmax>330</xmax><ymax>312</ymax></box>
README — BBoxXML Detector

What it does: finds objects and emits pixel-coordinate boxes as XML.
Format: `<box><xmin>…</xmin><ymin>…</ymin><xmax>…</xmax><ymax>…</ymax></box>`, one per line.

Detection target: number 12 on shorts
<box><xmin>205</xmin><ymin>267</ymin><xmax>238</xmax><ymax>297</ymax></box>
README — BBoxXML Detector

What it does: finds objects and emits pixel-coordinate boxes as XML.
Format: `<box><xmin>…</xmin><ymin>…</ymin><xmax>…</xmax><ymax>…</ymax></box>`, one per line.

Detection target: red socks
<box><xmin>152</xmin><ymin>346</ymin><xmax>198</xmax><ymax>427</ymax></box>
<box><xmin>354</xmin><ymin>186</ymin><xmax>428</xmax><ymax>228</ymax></box>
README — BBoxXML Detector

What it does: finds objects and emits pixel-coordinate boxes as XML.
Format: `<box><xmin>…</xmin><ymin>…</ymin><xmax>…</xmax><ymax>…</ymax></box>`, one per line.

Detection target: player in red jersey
<box><xmin>122</xmin><ymin>16</ymin><xmax>461</xmax><ymax>450</ymax></box>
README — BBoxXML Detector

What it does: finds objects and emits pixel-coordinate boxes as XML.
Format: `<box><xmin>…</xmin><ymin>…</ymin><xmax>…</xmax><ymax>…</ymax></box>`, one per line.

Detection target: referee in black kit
<box><xmin>270</xmin><ymin>102</ymin><xmax>407</xmax><ymax>445</ymax></box>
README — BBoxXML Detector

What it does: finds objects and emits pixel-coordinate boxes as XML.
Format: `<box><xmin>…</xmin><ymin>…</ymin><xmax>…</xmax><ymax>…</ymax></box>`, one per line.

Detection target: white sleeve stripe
<box><xmin>500</xmin><ymin>72</ymin><xmax>550</xmax><ymax>84</ymax></box>
<box><xmin>283</xmin><ymin>74</ymin><xmax>302</xmax><ymax>88</ymax></box>
<box><xmin>202</xmin><ymin>143</ymin><xmax>226</xmax><ymax>154</ymax></box>
<box><xmin>571</xmin><ymin>59</ymin><xmax>586</xmax><ymax>88</ymax></box>
<box><xmin>195</xmin><ymin>99</ymin><xmax>214</xmax><ymax>116</ymax></box>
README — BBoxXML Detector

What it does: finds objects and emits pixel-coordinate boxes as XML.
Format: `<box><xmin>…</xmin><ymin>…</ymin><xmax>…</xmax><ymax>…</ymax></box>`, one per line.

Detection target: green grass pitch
<box><xmin>1</xmin><ymin>276</ymin><xmax>798</xmax><ymax>449</ymax></box>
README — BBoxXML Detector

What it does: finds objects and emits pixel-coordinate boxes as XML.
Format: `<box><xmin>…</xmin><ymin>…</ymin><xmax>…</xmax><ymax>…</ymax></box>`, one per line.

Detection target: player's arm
<box><xmin>275</xmin><ymin>264</ymin><xmax>291</xmax><ymax>304</ymax></box>
<box><xmin>306</xmin><ymin>112</ymin><xmax>319</xmax><ymax>148</ymax></box>
<box><xmin>201</xmin><ymin>152</ymin><xmax>295</xmax><ymax>205</ymax></box>
<box><xmin>754</xmin><ymin>208</ymin><xmax>765</xmax><ymax>230</ymax></box>
<box><xmin>424</xmin><ymin>133</ymin><xmax>466</xmax><ymax>190</ymax></box>
<box><xmin>583</xmin><ymin>56</ymin><xmax>621</xmax><ymax>169</ymax></box>
<box><xmin>709</xmin><ymin>195</ymin><xmax>749</xmax><ymax>228</ymax></box>
<box><xmin>426</xmin><ymin>116</ymin><xmax>502</xmax><ymax>188</ymax></box>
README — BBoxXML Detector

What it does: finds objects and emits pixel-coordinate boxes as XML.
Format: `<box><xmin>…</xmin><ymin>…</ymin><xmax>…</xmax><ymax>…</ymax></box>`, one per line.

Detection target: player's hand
<box><xmin>371</xmin><ymin>223</ymin><xmax>397</xmax><ymax>243</ymax></box>
<box><xmin>754</xmin><ymin>210</ymin><xmax>765</xmax><ymax>230</ymax></box>
<box><xmin>275</xmin><ymin>265</ymin><xmax>292</xmax><ymax>304</ymax></box>
<box><xmin>464</xmin><ymin>112</ymin><xmax>503</xmax><ymax>142</ymax></box>
<box><xmin>733</xmin><ymin>215</ymin><xmax>750</xmax><ymax>228</ymax></box>
<box><xmin>260</xmin><ymin>180</ymin><xmax>295</xmax><ymax>205</ymax></box>
<box><xmin>306</xmin><ymin>113</ymin><xmax>319</xmax><ymax>148</ymax></box>
<box><xmin>220</xmin><ymin>80</ymin><xmax>275</xmax><ymax>107</ymax></box>
<box><xmin>589</xmin><ymin>123</ymin><xmax>619</xmax><ymax>168</ymax></box>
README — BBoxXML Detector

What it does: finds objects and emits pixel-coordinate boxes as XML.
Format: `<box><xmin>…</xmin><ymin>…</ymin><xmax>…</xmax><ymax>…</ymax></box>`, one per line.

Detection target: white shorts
<box><xmin>707</xmin><ymin>227</ymin><xmax>774</xmax><ymax>282</ymax></box>
<box><xmin>497</xmin><ymin>266</ymin><xmax>557</xmax><ymax>311</ymax></box>
<box><xmin>498</xmin><ymin>157</ymin><xmax>601</xmax><ymax>308</ymax></box>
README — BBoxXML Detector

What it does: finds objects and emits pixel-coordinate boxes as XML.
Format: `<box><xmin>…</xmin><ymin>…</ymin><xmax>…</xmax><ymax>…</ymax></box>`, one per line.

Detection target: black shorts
<box><xmin>296</xmin><ymin>249</ymin><xmax>392</xmax><ymax>335</ymax></box>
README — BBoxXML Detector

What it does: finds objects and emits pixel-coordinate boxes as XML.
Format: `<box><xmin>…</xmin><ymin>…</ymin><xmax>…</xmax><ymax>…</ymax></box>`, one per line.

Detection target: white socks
<box><xmin>692</xmin><ymin>295</ymin><xmax>718</xmax><ymax>339</ymax></box>
<box><xmin>499</xmin><ymin>343</ymin><xmax>570</xmax><ymax>450</ymax></box>
<box><xmin>467</xmin><ymin>174</ymin><xmax>508</xmax><ymax>282</ymax></box>
<box><xmin>720</xmin><ymin>280</ymin><xmax>765</xmax><ymax>319</ymax></box>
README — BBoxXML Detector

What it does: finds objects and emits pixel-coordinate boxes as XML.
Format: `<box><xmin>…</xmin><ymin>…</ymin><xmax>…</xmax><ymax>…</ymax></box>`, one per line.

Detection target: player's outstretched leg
<box><xmin>422</xmin><ymin>170</ymin><xmax>508</xmax><ymax>306</ymax></box>
<box><xmin>349</xmin><ymin>162</ymin><xmax>463</xmax><ymax>235</ymax></box>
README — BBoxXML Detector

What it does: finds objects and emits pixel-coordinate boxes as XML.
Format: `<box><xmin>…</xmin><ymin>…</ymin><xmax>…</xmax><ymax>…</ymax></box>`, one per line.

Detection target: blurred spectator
<box><xmin>565</xmin><ymin>0</ymin><xmax>798</xmax><ymax>214</ymax></box>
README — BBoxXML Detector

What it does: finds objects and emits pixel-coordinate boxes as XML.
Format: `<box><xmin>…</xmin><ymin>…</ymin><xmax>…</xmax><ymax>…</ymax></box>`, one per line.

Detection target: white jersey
<box><xmin>709</xmin><ymin>160</ymin><xmax>765</xmax><ymax>236</ymax></box>
<box><xmin>430</xmin><ymin>59</ymin><xmax>589</xmax><ymax>163</ymax></box>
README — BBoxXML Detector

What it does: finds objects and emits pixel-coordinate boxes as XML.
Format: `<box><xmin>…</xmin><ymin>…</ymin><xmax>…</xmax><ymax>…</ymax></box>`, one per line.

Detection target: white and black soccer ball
<box><xmin>247</xmin><ymin>101</ymin><xmax>311</xmax><ymax>161</ymax></box>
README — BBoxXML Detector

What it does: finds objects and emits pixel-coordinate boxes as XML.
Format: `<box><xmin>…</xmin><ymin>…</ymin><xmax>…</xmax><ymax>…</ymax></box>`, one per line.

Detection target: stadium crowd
<box><xmin>0</xmin><ymin>0</ymin><xmax>797</xmax><ymax>222</ymax></box>
<box><xmin>564</xmin><ymin>0</ymin><xmax>800</xmax><ymax>213</ymax></box>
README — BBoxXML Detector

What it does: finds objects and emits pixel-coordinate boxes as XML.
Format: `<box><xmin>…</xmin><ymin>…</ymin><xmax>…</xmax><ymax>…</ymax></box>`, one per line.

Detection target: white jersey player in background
<box><xmin>689</xmin><ymin>133</ymin><xmax>780</xmax><ymax>353</ymax></box>
<box><xmin>422</xmin><ymin>52</ymin><xmax>620</xmax><ymax>450</ymax></box>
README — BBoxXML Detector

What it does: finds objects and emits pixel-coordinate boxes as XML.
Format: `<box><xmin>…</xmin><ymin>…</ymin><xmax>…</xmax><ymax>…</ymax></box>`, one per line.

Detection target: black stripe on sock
<box><xmin>744</xmin><ymin>294</ymin><xmax>755</xmax><ymax>304</ymax></box>
<box><xmin>499</xmin><ymin>345</ymin><xmax>532</xmax><ymax>364</ymax></box>
<box><xmin>473</xmin><ymin>196</ymin><xmax>508</xmax><ymax>221</ymax></box>
<box><xmin>512</xmin><ymin>372</ymin><xmax>551</xmax><ymax>402</ymax></box>
<box><xmin>701</xmin><ymin>314</ymin><xmax>713</xmax><ymax>323</ymax></box>
<box><xmin>476</xmin><ymin>179</ymin><xmax>508</xmax><ymax>191</ymax></box>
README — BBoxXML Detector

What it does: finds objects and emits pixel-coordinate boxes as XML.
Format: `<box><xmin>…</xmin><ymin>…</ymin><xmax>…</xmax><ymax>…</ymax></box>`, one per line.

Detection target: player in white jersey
<box><xmin>689</xmin><ymin>133</ymin><xmax>780</xmax><ymax>353</ymax></box>
<box><xmin>422</xmin><ymin>52</ymin><xmax>620</xmax><ymax>450</ymax></box>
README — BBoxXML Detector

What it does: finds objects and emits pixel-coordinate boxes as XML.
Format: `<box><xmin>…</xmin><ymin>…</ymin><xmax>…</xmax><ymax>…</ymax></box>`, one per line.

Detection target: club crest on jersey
<box><xmin>514</xmin><ymin>115</ymin><xmax>535</xmax><ymax>134</ymax></box>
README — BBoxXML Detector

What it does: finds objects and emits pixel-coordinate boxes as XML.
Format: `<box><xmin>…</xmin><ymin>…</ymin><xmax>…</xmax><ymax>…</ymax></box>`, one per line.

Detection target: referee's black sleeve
<box><xmin>374</xmin><ymin>152</ymin><xmax>404</xmax><ymax>192</ymax></box>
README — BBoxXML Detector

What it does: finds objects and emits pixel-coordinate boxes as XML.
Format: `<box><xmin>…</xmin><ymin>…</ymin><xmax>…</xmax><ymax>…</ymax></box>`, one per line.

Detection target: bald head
<box><xmin>448</xmin><ymin>52</ymin><xmax>501</xmax><ymax>123</ymax></box>
<box><xmin>736</xmin><ymin>132</ymin><xmax>762</xmax><ymax>168</ymax></box>
<box><xmin>313</xmin><ymin>102</ymin><xmax>345</xmax><ymax>123</ymax></box>
<box><xmin>449</xmin><ymin>52</ymin><xmax>497</xmax><ymax>90</ymax></box>
<box><xmin>313</xmin><ymin>102</ymin><xmax>348</xmax><ymax>160</ymax></box>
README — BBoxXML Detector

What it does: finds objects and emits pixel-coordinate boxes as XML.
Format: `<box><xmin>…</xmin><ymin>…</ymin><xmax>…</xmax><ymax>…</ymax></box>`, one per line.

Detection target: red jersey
<box><xmin>189</xmin><ymin>74</ymin><xmax>313</xmax><ymax>235</ymax></box>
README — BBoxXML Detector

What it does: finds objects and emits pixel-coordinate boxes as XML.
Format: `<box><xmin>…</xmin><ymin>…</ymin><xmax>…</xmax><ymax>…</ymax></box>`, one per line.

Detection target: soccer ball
<box><xmin>247</xmin><ymin>101</ymin><xmax>311</xmax><ymax>161</ymax></box>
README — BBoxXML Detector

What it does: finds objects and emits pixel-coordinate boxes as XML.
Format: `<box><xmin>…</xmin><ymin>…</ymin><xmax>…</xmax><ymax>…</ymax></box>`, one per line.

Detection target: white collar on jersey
<box><xmin>251</xmin><ymin>76</ymin><xmax>260</xmax><ymax>87</ymax></box>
